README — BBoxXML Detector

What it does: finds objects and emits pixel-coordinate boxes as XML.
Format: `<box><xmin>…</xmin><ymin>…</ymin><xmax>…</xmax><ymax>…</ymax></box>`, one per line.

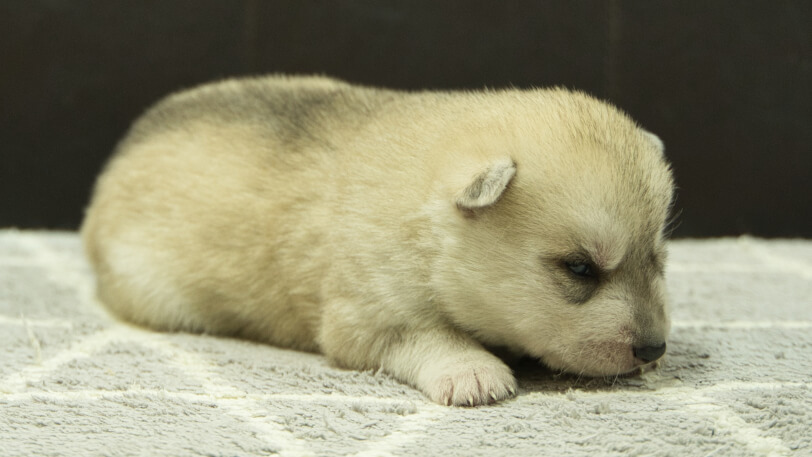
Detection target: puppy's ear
<box><xmin>455</xmin><ymin>158</ymin><xmax>516</xmax><ymax>211</ymax></box>
<box><xmin>642</xmin><ymin>130</ymin><xmax>665</xmax><ymax>155</ymax></box>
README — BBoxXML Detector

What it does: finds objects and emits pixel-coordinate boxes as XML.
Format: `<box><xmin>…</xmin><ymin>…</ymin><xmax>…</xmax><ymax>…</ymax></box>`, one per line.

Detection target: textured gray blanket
<box><xmin>1</xmin><ymin>230</ymin><xmax>809</xmax><ymax>456</ymax></box>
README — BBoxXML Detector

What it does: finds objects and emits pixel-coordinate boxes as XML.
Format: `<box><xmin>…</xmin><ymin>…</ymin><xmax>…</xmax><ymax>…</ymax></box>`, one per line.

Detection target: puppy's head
<box><xmin>433</xmin><ymin>89</ymin><xmax>675</xmax><ymax>376</ymax></box>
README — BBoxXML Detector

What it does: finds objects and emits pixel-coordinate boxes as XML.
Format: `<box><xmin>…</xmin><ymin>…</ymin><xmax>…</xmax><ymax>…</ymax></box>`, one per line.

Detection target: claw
<box><xmin>508</xmin><ymin>386</ymin><xmax>516</xmax><ymax>396</ymax></box>
<box><xmin>489</xmin><ymin>391</ymin><xmax>497</xmax><ymax>402</ymax></box>
<box><xmin>468</xmin><ymin>396</ymin><xmax>474</xmax><ymax>406</ymax></box>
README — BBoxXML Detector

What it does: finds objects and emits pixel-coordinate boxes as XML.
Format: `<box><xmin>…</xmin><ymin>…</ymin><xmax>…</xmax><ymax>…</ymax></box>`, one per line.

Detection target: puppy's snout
<box><xmin>633</xmin><ymin>342</ymin><xmax>666</xmax><ymax>363</ymax></box>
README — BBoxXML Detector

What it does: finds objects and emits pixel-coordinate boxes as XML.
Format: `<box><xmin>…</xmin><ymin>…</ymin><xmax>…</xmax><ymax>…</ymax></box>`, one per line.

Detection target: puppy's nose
<box><xmin>633</xmin><ymin>342</ymin><xmax>666</xmax><ymax>363</ymax></box>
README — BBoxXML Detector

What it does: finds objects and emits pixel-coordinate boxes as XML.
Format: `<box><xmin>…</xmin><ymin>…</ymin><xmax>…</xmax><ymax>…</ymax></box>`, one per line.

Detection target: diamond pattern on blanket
<box><xmin>1</xmin><ymin>230</ymin><xmax>810</xmax><ymax>457</ymax></box>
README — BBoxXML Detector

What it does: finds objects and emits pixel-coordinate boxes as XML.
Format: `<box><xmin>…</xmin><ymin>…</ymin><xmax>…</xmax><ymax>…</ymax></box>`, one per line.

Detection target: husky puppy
<box><xmin>82</xmin><ymin>75</ymin><xmax>674</xmax><ymax>406</ymax></box>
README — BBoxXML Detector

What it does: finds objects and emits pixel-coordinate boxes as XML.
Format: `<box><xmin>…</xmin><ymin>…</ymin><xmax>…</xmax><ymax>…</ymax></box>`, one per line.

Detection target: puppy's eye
<box><xmin>566</xmin><ymin>262</ymin><xmax>594</xmax><ymax>278</ymax></box>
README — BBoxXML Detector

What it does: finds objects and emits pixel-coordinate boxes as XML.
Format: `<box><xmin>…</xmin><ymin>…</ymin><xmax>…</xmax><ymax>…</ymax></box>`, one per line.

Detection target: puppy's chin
<box><xmin>538</xmin><ymin>341</ymin><xmax>644</xmax><ymax>377</ymax></box>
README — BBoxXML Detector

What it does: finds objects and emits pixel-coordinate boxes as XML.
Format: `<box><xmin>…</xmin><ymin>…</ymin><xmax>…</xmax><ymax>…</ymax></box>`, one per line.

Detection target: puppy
<box><xmin>82</xmin><ymin>75</ymin><xmax>674</xmax><ymax>406</ymax></box>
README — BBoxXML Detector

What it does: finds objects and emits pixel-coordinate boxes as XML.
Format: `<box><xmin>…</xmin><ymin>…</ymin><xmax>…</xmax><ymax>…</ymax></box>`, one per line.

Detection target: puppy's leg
<box><xmin>321</xmin><ymin>312</ymin><xmax>517</xmax><ymax>406</ymax></box>
<box><xmin>384</xmin><ymin>328</ymin><xmax>517</xmax><ymax>406</ymax></box>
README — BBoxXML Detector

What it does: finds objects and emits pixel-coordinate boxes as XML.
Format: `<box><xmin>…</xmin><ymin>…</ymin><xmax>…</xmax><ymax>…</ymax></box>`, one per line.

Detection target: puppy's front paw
<box><xmin>424</xmin><ymin>359</ymin><xmax>517</xmax><ymax>406</ymax></box>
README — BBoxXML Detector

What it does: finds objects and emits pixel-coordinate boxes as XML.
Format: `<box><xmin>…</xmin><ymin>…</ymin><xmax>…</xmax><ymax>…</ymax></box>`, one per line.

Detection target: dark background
<box><xmin>2</xmin><ymin>1</ymin><xmax>810</xmax><ymax>237</ymax></box>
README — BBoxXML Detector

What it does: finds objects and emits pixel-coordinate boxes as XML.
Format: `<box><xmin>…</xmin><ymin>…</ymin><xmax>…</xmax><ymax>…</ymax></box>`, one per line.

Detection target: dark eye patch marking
<box><xmin>540</xmin><ymin>253</ymin><xmax>602</xmax><ymax>305</ymax></box>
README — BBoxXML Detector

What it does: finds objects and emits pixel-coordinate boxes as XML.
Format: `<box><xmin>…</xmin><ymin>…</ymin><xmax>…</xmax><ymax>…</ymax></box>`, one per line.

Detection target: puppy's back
<box><xmin>81</xmin><ymin>75</ymin><xmax>387</xmax><ymax>346</ymax></box>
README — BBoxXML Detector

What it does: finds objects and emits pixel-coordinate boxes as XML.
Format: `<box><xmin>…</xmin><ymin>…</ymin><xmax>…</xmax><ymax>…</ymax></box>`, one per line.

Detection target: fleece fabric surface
<box><xmin>0</xmin><ymin>230</ymin><xmax>810</xmax><ymax>457</ymax></box>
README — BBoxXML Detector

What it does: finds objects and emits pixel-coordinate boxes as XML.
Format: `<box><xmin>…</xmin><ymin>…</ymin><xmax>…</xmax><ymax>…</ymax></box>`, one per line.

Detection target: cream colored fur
<box><xmin>82</xmin><ymin>75</ymin><xmax>675</xmax><ymax>406</ymax></box>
